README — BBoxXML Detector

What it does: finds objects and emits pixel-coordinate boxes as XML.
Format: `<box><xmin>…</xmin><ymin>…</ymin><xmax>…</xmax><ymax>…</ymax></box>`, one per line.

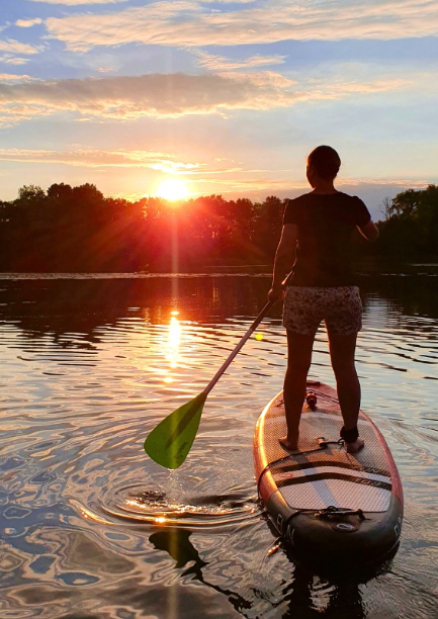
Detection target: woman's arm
<box><xmin>268</xmin><ymin>224</ymin><xmax>298</xmax><ymax>299</ymax></box>
<box><xmin>358</xmin><ymin>219</ymin><xmax>379</xmax><ymax>241</ymax></box>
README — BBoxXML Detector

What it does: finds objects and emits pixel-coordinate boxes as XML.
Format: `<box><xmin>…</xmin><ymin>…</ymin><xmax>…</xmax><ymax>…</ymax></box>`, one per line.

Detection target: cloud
<box><xmin>0</xmin><ymin>71</ymin><xmax>304</xmax><ymax>126</ymax></box>
<box><xmin>27</xmin><ymin>0</ymin><xmax>129</xmax><ymax>5</ymax></box>
<box><xmin>15</xmin><ymin>18</ymin><xmax>43</xmax><ymax>28</ymax></box>
<box><xmin>185</xmin><ymin>176</ymin><xmax>431</xmax><ymax>203</ymax></box>
<box><xmin>0</xmin><ymin>68</ymin><xmax>417</xmax><ymax>128</ymax></box>
<box><xmin>0</xmin><ymin>74</ymin><xmax>41</xmax><ymax>83</ymax></box>
<box><xmin>0</xmin><ymin>39</ymin><xmax>42</xmax><ymax>55</ymax></box>
<box><xmin>192</xmin><ymin>50</ymin><xmax>286</xmax><ymax>71</ymax></box>
<box><xmin>341</xmin><ymin>178</ymin><xmax>429</xmax><ymax>188</ymax></box>
<box><xmin>202</xmin><ymin>0</ymin><xmax>255</xmax><ymax>3</ymax></box>
<box><xmin>0</xmin><ymin>105</ymin><xmax>54</xmax><ymax>127</ymax></box>
<box><xmin>0</xmin><ymin>147</ymin><xmax>201</xmax><ymax>169</ymax></box>
<box><xmin>0</xmin><ymin>148</ymin><xmax>430</xmax><ymax>211</ymax></box>
<box><xmin>0</xmin><ymin>39</ymin><xmax>41</xmax><ymax>68</ymax></box>
<box><xmin>302</xmin><ymin>76</ymin><xmax>412</xmax><ymax>98</ymax></box>
<box><xmin>45</xmin><ymin>0</ymin><xmax>438</xmax><ymax>52</ymax></box>
<box><xmin>0</xmin><ymin>56</ymin><xmax>29</xmax><ymax>66</ymax></box>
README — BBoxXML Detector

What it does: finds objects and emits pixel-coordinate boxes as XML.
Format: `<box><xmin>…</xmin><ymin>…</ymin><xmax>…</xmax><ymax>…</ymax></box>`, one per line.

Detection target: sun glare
<box><xmin>157</xmin><ymin>178</ymin><xmax>190</xmax><ymax>201</ymax></box>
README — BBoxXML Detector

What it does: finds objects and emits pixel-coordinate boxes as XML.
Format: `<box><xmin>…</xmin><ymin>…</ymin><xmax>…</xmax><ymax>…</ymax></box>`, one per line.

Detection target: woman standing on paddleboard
<box><xmin>268</xmin><ymin>146</ymin><xmax>379</xmax><ymax>454</ymax></box>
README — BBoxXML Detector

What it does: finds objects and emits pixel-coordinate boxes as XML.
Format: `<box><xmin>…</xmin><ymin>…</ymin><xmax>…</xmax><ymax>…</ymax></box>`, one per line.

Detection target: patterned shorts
<box><xmin>282</xmin><ymin>286</ymin><xmax>363</xmax><ymax>336</ymax></box>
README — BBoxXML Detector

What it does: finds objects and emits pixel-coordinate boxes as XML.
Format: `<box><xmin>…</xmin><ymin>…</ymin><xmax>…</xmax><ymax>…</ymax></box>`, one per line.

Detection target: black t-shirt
<box><xmin>283</xmin><ymin>191</ymin><xmax>371</xmax><ymax>287</ymax></box>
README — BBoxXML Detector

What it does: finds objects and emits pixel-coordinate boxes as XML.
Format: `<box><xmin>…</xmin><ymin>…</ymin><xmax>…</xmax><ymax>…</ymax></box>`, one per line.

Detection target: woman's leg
<box><xmin>327</xmin><ymin>332</ymin><xmax>364</xmax><ymax>453</ymax></box>
<box><xmin>281</xmin><ymin>330</ymin><xmax>315</xmax><ymax>451</ymax></box>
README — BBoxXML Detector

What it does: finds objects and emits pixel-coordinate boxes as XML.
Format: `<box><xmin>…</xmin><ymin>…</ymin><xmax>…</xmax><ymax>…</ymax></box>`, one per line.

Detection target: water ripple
<box><xmin>1</xmin><ymin>274</ymin><xmax>438</xmax><ymax>618</ymax></box>
<box><xmin>98</xmin><ymin>485</ymin><xmax>258</xmax><ymax>529</ymax></box>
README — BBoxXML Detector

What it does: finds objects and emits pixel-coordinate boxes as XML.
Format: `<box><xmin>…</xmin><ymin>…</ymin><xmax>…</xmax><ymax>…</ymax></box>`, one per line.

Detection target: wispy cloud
<box><xmin>0</xmin><ymin>71</ymin><xmax>303</xmax><ymax>125</ymax></box>
<box><xmin>0</xmin><ymin>68</ymin><xmax>418</xmax><ymax>127</ymax></box>
<box><xmin>0</xmin><ymin>37</ymin><xmax>42</xmax><ymax>70</ymax></box>
<box><xmin>0</xmin><ymin>148</ymin><xmax>430</xmax><ymax>208</ymax></box>
<box><xmin>0</xmin><ymin>39</ymin><xmax>42</xmax><ymax>55</ymax></box>
<box><xmin>0</xmin><ymin>56</ymin><xmax>29</xmax><ymax>66</ymax></box>
<box><xmin>0</xmin><ymin>147</ymin><xmax>203</xmax><ymax>171</ymax></box>
<box><xmin>192</xmin><ymin>50</ymin><xmax>286</xmax><ymax>71</ymax></box>
<box><xmin>27</xmin><ymin>0</ymin><xmax>129</xmax><ymax>5</ymax></box>
<box><xmin>45</xmin><ymin>0</ymin><xmax>438</xmax><ymax>52</ymax></box>
<box><xmin>202</xmin><ymin>0</ymin><xmax>255</xmax><ymax>3</ymax></box>
<box><xmin>342</xmin><ymin>178</ymin><xmax>429</xmax><ymax>188</ymax></box>
<box><xmin>1</xmin><ymin>147</ymin><xmax>427</xmax><ymax>189</ymax></box>
<box><xmin>0</xmin><ymin>38</ymin><xmax>41</xmax><ymax>69</ymax></box>
<box><xmin>0</xmin><ymin>74</ymin><xmax>41</xmax><ymax>83</ymax></box>
<box><xmin>0</xmin><ymin>105</ymin><xmax>54</xmax><ymax>127</ymax></box>
<box><xmin>15</xmin><ymin>18</ymin><xmax>43</xmax><ymax>28</ymax></box>
<box><xmin>191</xmin><ymin>177</ymin><xmax>430</xmax><ymax>202</ymax></box>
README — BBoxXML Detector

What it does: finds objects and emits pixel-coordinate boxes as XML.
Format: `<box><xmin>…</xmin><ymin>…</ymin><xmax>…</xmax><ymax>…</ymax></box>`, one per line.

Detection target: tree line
<box><xmin>0</xmin><ymin>183</ymin><xmax>284</xmax><ymax>271</ymax></box>
<box><xmin>0</xmin><ymin>182</ymin><xmax>436</xmax><ymax>272</ymax></box>
<box><xmin>377</xmin><ymin>184</ymin><xmax>438</xmax><ymax>259</ymax></box>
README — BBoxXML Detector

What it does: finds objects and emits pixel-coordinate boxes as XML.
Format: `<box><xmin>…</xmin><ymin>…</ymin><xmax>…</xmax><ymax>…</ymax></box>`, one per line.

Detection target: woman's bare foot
<box><xmin>279</xmin><ymin>436</ymin><xmax>298</xmax><ymax>453</ymax></box>
<box><xmin>345</xmin><ymin>438</ymin><xmax>365</xmax><ymax>454</ymax></box>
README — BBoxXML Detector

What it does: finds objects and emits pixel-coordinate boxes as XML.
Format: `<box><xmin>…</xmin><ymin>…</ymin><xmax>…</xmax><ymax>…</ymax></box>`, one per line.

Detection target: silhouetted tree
<box><xmin>377</xmin><ymin>185</ymin><xmax>438</xmax><ymax>257</ymax></box>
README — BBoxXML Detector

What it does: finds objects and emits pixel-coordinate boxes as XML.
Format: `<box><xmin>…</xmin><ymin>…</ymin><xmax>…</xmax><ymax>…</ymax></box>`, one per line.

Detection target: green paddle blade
<box><xmin>144</xmin><ymin>393</ymin><xmax>207</xmax><ymax>469</ymax></box>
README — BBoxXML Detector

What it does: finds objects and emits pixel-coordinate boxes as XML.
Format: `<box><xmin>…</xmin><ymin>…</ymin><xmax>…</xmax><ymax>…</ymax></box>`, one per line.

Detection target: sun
<box><xmin>156</xmin><ymin>178</ymin><xmax>190</xmax><ymax>201</ymax></box>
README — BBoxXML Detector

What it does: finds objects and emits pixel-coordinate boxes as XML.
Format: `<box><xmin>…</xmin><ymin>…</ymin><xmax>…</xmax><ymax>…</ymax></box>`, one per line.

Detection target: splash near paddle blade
<box><xmin>144</xmin><ymin>393</ymin><xmax>207</xmax><ymax>469</ymax></box>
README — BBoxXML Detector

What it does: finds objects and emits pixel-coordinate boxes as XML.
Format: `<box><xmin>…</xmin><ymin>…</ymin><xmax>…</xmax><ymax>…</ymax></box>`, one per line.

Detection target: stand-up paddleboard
<box><xmin>254</xmin><ymin>381</ymin><xmax>403</xmax><ymax>567</ymax></box>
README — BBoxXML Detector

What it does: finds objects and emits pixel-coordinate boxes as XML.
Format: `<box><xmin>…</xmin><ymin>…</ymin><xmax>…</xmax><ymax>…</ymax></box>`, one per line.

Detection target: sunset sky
<box><xmin>1</xmin><ymin>0</ymin><xmax>438</xmax><ymax>218</ymax></box>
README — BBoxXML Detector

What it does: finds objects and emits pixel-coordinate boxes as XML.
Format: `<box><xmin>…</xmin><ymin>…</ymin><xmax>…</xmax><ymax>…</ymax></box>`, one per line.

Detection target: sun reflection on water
<box><xmin>167</xmin><ymin>311</ymin><xmax>181</xmax><ymax>370</ymax></box>
<box><xmin>155</xmin><ymin>516</ymin><xmax>167</xmax><ymax>524</ymax></box>
<box><xmin>162</xmin><ymin>310</ymin><xmax>182</xmax><ymax>383</ymax></box>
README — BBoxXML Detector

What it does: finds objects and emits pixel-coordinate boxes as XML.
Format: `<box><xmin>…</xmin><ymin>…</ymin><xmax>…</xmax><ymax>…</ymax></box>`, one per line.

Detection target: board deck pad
<box><xmin>258</xmin><ymin>387</ymin><xmax>392</xmax><ymax>512</ymax></box>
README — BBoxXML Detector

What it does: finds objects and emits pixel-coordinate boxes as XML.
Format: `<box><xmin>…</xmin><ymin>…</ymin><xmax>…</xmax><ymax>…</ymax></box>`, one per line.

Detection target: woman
<box><xmin>268</xmin><ymin>145</ymin><xmax>379</xmax><ymax>454</ymax></box>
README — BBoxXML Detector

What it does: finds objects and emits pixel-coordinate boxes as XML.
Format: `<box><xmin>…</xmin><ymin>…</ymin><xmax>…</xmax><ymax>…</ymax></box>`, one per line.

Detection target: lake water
<box><xmin>0</xmin><ymin>272</ymin><xmax>437</xmax><ymax>619</ymax></box>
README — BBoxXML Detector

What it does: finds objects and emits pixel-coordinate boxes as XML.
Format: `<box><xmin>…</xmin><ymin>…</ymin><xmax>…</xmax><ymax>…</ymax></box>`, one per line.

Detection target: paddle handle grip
<box><xmin>203</xmin><ymin>298</ymin><xmax>276</xmax><ymax>396</ymax></box>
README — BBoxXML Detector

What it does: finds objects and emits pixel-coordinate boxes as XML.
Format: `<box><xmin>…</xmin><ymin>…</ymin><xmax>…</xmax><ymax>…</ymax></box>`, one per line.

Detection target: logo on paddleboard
<box><xmin>336</xmin><ymin>523</ymin><xmax>356</xmax><ymax>532</ymax></box>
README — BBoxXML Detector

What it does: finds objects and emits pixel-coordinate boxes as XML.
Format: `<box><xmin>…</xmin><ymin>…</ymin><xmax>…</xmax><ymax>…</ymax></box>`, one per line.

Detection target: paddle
<box><xmin>144</xmin><ymin>297</ymin><xmax>278</xmax><ymax>469</ymax></box>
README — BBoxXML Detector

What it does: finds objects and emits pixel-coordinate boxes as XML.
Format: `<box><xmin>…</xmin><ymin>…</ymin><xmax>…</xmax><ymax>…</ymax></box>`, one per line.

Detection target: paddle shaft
<box><xmin>203</xmin><ymin>298</ymin><xmax>276</xmax><ymax>397</ymax></box>
<box><xmin>144</xmin><ymin>273</ymin><xmax>292</xmax><ymax>467</ymax></box>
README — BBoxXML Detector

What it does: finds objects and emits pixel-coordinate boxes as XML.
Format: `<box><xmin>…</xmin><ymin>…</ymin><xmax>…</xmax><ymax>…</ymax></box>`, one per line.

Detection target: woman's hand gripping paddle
<box><xmin>144</xmin><ymin>298</ymin><xmax>278</xmax><ymax>469</ymax></box>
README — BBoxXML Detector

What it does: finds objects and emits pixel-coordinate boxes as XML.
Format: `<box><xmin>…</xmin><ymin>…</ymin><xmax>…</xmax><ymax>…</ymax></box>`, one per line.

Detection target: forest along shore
<box><xmin>1</xmin><ymin>183</ymin><xmax>437</xmax><ymax>273</ymax></box>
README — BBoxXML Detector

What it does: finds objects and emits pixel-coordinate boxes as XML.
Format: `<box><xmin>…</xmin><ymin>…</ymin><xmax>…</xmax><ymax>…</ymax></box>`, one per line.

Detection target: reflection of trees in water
<box><xmin>150</xmin><ymin>527</ymin><xmax>367</xmax><ymax>619</ymax></box>
<box><xmin>2</xmin><ymin>273</ymin><xmax>437</xmax><ymax>347</ymax></box>
<box><xmin>360</xmin><ymin>274</ymin><xmax>438</xmax><ymax>320</ymax></box>
<box><xmin>0</xmin><ymin>277</ymin><xmax>276</xmax><ymax>344</ymax></box>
